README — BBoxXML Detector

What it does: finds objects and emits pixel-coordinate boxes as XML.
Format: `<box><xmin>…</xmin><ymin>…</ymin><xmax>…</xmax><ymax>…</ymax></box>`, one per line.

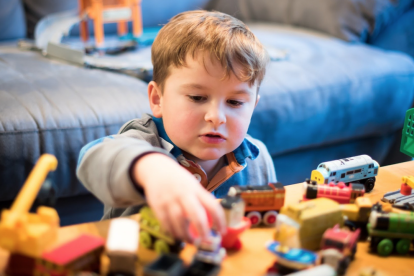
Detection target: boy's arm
<box><xmin>76</xmin><ymin>131</ymin><xmax>173</xmax><ymax>208</ymax></box>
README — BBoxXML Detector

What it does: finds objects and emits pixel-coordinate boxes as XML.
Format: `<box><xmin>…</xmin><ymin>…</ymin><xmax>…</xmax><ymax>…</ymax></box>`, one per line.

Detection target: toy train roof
<box><xmin>318</xmin><ymin>155</ymin><xmax>377</xmax><ymax>171</ymax></box>
<box><xmin>234</xmin><ymin>182</ymin><xmax>284</xmax><ymax>193</ymax></box>
<box><xmin>42</xmin><ymin>234</ymin><xmax>105</xmax><ymax>265</ymax></box>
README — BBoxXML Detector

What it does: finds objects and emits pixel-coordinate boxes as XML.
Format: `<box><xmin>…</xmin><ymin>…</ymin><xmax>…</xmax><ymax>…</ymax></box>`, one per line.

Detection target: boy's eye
<box><xmin>188</xmin><ymin>95</ymin><xmax>206</xmax><ymax>102</ymax></box>
<box><xmin>227</xmin><ymin>100</ymin><xmax>244</xmax><ymax>107</ymax></box>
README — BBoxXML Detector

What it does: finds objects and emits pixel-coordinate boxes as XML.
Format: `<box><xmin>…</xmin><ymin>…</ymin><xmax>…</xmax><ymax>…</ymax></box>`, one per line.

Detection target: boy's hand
<box><xmin>132</xmin><ymin>153</ymin><xmax>227</xmax><ymax>242</ymax></box>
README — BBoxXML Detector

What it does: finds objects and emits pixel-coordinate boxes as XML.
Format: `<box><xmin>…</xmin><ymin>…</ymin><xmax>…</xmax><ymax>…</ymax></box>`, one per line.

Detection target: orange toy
<box><xmin>78</xmin><ymin>0</ymin><xmax>143</xmax><ymax>47</ymax></box>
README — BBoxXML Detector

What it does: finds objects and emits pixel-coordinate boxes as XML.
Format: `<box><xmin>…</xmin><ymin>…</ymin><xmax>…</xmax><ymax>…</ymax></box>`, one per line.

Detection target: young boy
<box><xmin>77</xmin><ymin>10</ymin><xmax>276</xmax><ymax>242</ymax></box>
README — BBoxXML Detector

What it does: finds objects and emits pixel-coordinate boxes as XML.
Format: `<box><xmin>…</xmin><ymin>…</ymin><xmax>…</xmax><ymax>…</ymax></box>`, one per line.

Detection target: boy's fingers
<box><xmin>153</xmin><ymin>205</ymin><xmax>176</xmax><ymax>238</ymax></box>
<box><xmin>181</xmin><ymin>197</ymin><xmax>210</xmax><ymax>240</ymax></box>
<box><xmin>167</xmin><ymin>203</ymin><xmax>192</xmax><ymax>242</ymax></box>
<box><xmin>199</xmin><ymin>192</ymin><xmax>227</xmax><ymax>235</ymax></box>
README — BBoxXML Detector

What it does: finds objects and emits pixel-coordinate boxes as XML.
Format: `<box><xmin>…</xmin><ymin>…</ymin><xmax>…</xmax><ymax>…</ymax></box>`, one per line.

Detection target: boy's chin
<box><xmin>189</xmin><ymin>149</ymin><xmax>226</xmax><ymax>161</ymax></box>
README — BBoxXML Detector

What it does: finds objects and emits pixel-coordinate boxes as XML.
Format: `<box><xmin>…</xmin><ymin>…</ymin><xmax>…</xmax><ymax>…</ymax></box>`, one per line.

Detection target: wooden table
<box><xmin>1</xmin><ymin>161</ymin><xmax>413</xmax><ymax>276</ymax></box>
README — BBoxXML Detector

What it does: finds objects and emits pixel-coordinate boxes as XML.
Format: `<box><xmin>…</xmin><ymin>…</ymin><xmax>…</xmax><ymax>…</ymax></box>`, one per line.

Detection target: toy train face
<box><xmin>303</xmin><ymin>180</ymin><xmax>365</xmax><ymax>204</ymax></box>
<box><xmin>311</xmin><ymin>155</ymin><xmax>379</xmax><ymax>185</ymax></box>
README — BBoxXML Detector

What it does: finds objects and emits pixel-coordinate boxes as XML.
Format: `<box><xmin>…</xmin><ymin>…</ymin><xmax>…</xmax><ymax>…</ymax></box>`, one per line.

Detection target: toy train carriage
<box><xmin>35</xmin><ymin>234</ymin><xmax>105</xmax><ymax>276</ymax></box>
<box><xmin>311</xmin><ymin>155</ymin><xmax>379</xmax><ymax>192</ymax></box>
<box><xmin>368</xmin><ymin>210</ymin><xmax>414</xmax><ymax>256</ymax></box>
<box><xmin>228</xmin><ymin>183</ymin><xmax>285</xmax><ymax>227</ymax></box>
<box><xmin>303</xmin><ymin>180</ymin><xmax>365</xmax><ymax>204</ymax></box>
<box><xmin>139</xmin><ymin>206</ymin><xmax>183</xmax><ymax>254</ymax></box>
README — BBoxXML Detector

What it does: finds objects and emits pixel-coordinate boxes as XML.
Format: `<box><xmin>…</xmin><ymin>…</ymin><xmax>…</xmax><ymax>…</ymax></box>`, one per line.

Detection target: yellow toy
<box><xmin>275</xmin><ymin>198</ymin><xmax>343</xmax><ymax>250</ymax></box>
<box><xmin>0</xmin><ymin>154</ymin><xmax>60</xmax><ymax>258</ymax></box>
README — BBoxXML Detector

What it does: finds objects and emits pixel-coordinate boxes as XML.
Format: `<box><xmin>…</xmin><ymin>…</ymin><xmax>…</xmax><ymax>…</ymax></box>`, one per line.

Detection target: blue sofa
<box><xmin>1</xmin><ymin>0</ymin><xmax>414</xmax><ymax>225</ymax></box>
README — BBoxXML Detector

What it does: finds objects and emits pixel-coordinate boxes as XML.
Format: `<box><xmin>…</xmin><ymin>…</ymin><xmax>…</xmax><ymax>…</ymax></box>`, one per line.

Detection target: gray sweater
<box><xmin>77</xmin><ymin>114</ymin><xmax>276</xmax><ymax>219</ymax></box>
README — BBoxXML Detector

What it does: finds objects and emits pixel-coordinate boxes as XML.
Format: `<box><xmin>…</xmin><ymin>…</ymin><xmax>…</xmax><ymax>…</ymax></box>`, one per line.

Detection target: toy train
<box><xmin>303</xmin><ymin>179</ymin><xmax>365</xmax><ymax>204</ymax></box>
<box><xmin>311</xmin><ymin>155</ymin><xmax>379</xmax><ymax>192</ymax></box>
<box><xmin>368</xmin><ymin>210</ymin><xmax>414</xmax><ymax>256</ymax></box>
<box><xmin>139</xmin><ymin>206</ymin><xmax>183</xmax><ymax>254</ymax></box>
<box><xmin>227</xmin><ymin>182</ymin><xmax>285</xmax><ymax>227</ymax></box>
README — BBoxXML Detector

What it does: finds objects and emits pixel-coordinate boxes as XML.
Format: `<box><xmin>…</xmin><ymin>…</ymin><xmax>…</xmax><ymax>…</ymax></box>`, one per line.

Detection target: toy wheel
<box><xmin>396</xmin><ymin>239</ymin><xmax>410</xmax><ymax>255</ymax></box>
<box><xmin>337</xmin><ymin>257</ymin><xmax>351</xmax><ymax>276</ymax></box>
<box><xmin>263</xmin><ymin>211</ymin><xmax>278</xmax><ymax>226</ymax></box>
<box><xmin>140</xmin><ymin>231</ymin><xmax>153</xmax><ymax>249</ymax></box>
<box><xmin>377</xmin><ymin>238</ymin><xmax>393</xmax><ymax>256</ymax></box>
<box><xmin>363</xmin><ymin>178</ymin><xmax>375</xmax><ymax>193</ymax></box>
<box><xmin>246</xmin><ymin>211</ymin><xmax>262</xmax><ymax>227</ymax></box>
<box><xmin>154</xmin><ymin>239</ymin><xmax>170</xmax><ymax>254</ymax></box>
<box><xmin>351</xmin><ymin>244</ymin><xmax>357</xmax><ymax>260</ymax></box>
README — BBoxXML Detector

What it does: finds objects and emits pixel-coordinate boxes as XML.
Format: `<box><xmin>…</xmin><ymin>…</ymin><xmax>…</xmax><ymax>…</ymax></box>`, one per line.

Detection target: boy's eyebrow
<box><xmin>181</xmin><ymin>83</ymin><xmax>207</xmax><ymax>90</ymax></box>
<box><xmin>181</xmin><ymin>83</ymin><xmax>253</xmax><ymax>96</ymax></box>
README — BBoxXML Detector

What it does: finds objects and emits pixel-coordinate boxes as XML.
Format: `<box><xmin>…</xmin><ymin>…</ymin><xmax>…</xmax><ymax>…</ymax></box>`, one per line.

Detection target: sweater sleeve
<box><xmin>76</xmin><ymin>128</ymin><xmax>173</xmax><ymax>208</ymax></box>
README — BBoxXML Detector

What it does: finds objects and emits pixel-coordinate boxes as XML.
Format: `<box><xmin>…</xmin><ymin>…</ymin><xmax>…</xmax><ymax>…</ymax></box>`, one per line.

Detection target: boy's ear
<box><xmin>148</xmin><ymin>81</ymin><xmax>163</xmax><ymax>118</ymax></box>
<box><xmin>254</xmin><ymin>94</ymin><xmax>260</xmax><ymax>108</ymax></box>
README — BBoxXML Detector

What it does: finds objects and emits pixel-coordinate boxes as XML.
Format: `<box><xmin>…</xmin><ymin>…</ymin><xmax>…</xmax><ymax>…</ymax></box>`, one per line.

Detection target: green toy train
<box><xmin>367</xmin><ymin>210</ymin><xmax>414</xmax><ymax>256</ymax></box>
<box><xmin>139</xmin><ymin>206</ymin><xmax>183</xmax><ymax>254</ymax></box>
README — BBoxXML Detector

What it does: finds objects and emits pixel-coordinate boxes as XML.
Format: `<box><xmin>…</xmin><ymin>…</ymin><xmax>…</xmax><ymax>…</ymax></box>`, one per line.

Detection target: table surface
<box><xmin>1</xmin><ymin>161</ymin><xmax>413</xmax><ymax>276</ymax></box>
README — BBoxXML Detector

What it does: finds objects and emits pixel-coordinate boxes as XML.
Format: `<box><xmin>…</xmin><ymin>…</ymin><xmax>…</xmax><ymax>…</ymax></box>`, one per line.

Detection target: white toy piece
<box><xmin>106</xmin><ymin>218</ymin><xmax>140</xmax><ymax>275</ymax></box>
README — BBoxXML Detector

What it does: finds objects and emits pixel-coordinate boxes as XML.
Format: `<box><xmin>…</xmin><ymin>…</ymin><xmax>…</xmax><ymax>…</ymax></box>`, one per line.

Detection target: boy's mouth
<box><xmin>200</xmin><ymin>132</ymin><xmax>226</xmax><ymax>144</ymax></box>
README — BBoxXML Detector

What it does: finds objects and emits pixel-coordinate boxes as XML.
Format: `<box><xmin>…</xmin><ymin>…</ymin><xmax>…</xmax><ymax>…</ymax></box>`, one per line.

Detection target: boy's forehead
<box><xmin>167</xmin><ymin>51</ymin><xmax>257</xmax><ymax>89</ymax></box>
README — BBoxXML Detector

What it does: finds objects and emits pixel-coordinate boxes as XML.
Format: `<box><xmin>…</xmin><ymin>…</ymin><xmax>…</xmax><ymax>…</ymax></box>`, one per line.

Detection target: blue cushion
<box><xmin>0</xmin><ymin>0</ymin><xmax>26</xmax><ymax>41</ymax></box>
<box><xmin>247</xmin><ymin>24</ymin><xmax>414</xmax><ymax>157</ymax></box>
<box><xmin>0</xmin><ymin>46</ymin><xmax>151</xmax><ymax>202</ymax></box>
<box><xmin>370</xmin><ymin>8</ymin><xmax>414</xmax><ymax>59</ymax></box>
<box><xmin>208</xmin><ymin>0</ymin><xmax>414</xmax><ymax>42</ymax></box>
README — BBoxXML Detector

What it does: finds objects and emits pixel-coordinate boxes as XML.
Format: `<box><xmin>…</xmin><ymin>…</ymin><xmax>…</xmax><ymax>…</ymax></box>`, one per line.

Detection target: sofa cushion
<box><xmin>208</xmin><ymin>0</ymin><xmax>414</xmax><ymax>42</ymax></box>
<box><xmin>0</xmin><ymin>0</ymin><xmax>26</xmax><ymax>41</ymax></box>
<box><xmin>246</xmin><ymin>23</ymin><xmax>414</xmax><ymax>157</ymax></box>
<box><xmin>0</xmin><ymin>45</ymin><xmax>151</xmax><ymax>202</ymax></box>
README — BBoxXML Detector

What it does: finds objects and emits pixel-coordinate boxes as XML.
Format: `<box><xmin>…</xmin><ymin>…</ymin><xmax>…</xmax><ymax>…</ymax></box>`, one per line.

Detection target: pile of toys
<box><xmin>1</xmin><ymin>110</ymin><xmax>414</xmax><ymax>276</ymax></box>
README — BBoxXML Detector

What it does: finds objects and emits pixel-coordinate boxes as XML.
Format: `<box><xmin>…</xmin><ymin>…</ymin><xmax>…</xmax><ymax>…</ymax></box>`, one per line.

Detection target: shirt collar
<box><xmin>152</xmin><ymin>116</ymin><xmax>260</xmax><ymax>165</ymax></box>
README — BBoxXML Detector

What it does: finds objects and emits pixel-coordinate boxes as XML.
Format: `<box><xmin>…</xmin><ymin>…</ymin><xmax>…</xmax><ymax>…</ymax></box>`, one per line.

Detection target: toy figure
<box><xmin>220</xmin><ymin>195</ymin><xmax>251</xmax><ymax>250</ymax></box>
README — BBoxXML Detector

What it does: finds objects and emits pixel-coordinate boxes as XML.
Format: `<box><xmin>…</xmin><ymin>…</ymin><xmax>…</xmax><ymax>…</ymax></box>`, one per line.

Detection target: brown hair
<box><xmin>151</xmin><ymin>10</ymin><xmax>269</xmax><ymax>91</ymax></box>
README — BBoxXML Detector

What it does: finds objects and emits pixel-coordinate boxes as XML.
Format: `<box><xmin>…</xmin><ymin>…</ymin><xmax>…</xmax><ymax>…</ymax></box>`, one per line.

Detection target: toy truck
<box><xmin>0</xmin><ymin>154</ymin><xmax>59</xmax><ymax>258</ymax></box>
<box><xmin>311</xmin><ymin>155</ymin><xmax>379</xmax><ymax>192</ymax></box>
<box><xmin>139</xmin><ymin>206</ymin><xmax>183</xmax><ymax>254</ymax></box>
<box><xmin>106</xmin><ymin>218</ymin><xmax>139</xmax><ymax>276</ymax></box>
<box><xmin>368</xmin><ymin>209</ymin><xmax>414</xmax><ymax>256</ymax></box>
<box><xmin>275</xmin><ymin>198</ymin><xmax>344</xmax><ymax>250</ymax></box>
<box><xmin>227</xmin><ymin>183</ymin><xmax>285</xmax><ymax>227</ymax></box>
<box><xmin>320</xmin><ymin>224</ymin><xmax>360</xmax><ymax>276</ymax></box>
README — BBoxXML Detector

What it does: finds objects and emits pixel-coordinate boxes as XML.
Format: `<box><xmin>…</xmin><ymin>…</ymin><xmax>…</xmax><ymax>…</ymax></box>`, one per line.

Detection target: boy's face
<box><xmin>149</xmin><ymin>52</ymin><xmax>259</xmax><ymax>161</ymax></box>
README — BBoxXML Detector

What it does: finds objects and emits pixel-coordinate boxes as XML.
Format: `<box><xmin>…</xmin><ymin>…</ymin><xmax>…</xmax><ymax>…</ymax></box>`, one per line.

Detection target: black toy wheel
<box><xmin>363</xmin><ymin>177</ymin><xmax>375</xmax><ymax>192</ymax></box>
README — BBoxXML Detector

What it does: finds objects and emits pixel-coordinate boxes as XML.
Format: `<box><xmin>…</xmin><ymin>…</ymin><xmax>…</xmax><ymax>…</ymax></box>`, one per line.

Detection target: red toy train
<box><xmin>302</xmin><ymin>179</ymin><xmax>365</xmax><ymax>204</ymax></box>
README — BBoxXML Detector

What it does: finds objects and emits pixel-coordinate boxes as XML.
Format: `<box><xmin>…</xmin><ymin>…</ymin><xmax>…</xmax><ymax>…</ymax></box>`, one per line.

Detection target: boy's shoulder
<box><xmin>117</xmin><ymin>113</ymin><xmax>156</xmax><ymax>135</ymax></box>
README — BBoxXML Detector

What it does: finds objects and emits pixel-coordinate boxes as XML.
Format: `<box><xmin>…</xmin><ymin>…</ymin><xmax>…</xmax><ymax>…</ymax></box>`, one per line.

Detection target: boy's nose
<box><xmin>204</xmin><ymin>106</ymin><xmax>226</xmax><ymax>127</ymax></box>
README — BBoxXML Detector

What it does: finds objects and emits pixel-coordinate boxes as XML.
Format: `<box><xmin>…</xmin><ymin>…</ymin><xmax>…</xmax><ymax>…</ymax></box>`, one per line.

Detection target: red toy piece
<box><xmin>303</xmin><ymin>179</ymin><xmax>365</xmax><ymax>204</ymax></box>
<box><xmin>37</xmin><ymin>234</ymin><xmax>105</xmax><ymax>275</ymax></box>
<box><xmin>221</xmin><ymin>217</ymin><xmax>251</xmax><ymax>250</ymax></box>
